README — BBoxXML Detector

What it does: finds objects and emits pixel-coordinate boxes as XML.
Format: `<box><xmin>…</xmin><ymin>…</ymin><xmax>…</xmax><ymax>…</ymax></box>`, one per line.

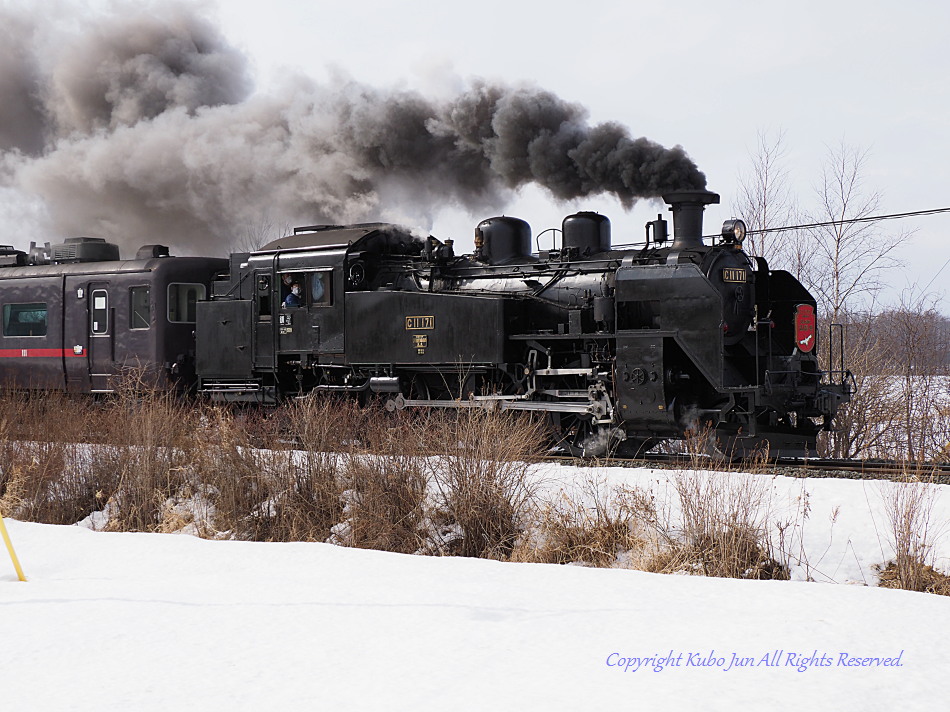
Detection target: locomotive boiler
<box><xmin>196</xmin><ymin>189</ymin><xmax>852</xmax><ymax>457</ymax></box>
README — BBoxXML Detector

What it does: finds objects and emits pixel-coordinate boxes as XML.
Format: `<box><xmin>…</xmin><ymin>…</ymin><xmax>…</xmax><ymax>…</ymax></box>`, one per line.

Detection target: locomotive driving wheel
<box><xmin>554</xmin><ymin>417</ymin><xmax>618</xmax><ymax>458</ymax></box>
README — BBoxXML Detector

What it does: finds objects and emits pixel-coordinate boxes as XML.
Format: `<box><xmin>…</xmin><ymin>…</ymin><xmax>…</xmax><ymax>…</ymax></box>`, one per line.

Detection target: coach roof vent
<box><xmin>0</xmin><ymin>245</ymin><xmax>27</xmax><ymax>267</ymax></box>
<box><xmin>51</xmin><ymin>237</ymin><xmax>120</xmax><ymax>264</ymax></box>
<box><xmin>136</xmin><ymin>244</ymin><xmax>170</xmax><ymax>259</ymax></box>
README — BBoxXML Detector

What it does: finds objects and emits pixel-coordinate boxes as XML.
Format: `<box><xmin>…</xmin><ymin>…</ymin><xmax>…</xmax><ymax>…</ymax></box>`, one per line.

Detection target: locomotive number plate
<box><xmin>279</xmin><ymin>312</ymin><xmax>293</xmax><ymax>334</ymax></box>
<box><xmin>722</xmin><ymin>268</ymin><xmax>748</xmax><ymax>283</ymax></box>
<box><xmin>405</xmin><ymin>315</ymin><xmax>435</xmax><ymax>330</ymax></box>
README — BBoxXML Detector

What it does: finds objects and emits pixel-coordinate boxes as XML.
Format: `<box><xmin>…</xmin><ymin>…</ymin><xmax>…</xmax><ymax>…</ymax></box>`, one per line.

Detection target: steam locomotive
<box><xmin>197</xmin><ymin>189</ymin><xmax>851</xmax><ymax>456</ymax></box>
<box><xmin>0</xmin><ymin>189</ymin><xmax>851</xmax><ymax>456</ymax></box>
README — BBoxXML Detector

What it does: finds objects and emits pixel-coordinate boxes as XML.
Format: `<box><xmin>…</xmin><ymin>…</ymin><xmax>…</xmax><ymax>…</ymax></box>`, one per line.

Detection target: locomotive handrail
<box><xmin>535</xmin><ymin>227</ymin><xmax>562</xmax><ymax>253</ymax></box>
<box><xmin>531</xmin><ymin>268</ymin><xmax>569</xmax><ymax>298</ymax></box>
<box><xmin>828</xmin><ymin>322</ymin><xmax>846</xmax><ymax>384</ymax></box>
<box><xmin>215</xmin><ymin>267</ymin><xmax>251</xmax><ymax>299</ymax></box>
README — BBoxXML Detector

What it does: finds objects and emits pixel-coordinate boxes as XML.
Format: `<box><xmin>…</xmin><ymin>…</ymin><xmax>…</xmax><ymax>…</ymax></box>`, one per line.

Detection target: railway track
<box><xmin>544</xmin><ymin>452</ymin><xmax>950</xmax><ymax>485</ymax></box>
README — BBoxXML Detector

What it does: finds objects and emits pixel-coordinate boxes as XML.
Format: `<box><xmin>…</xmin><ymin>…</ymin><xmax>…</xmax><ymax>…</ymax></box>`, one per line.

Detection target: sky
<box><xmin>214</xmin><ymin>0</ymin><xmax>950</xmax><ymax>298</ymax></box>
<box><xmin>2</xmin><ymin>0</ymin><xmax>949</xmax><ymax>307</ymax></box>
<box><xmin>3</xmin><ymin>464</ymin><xmax>950</xmax><ymax>710</ymax></box>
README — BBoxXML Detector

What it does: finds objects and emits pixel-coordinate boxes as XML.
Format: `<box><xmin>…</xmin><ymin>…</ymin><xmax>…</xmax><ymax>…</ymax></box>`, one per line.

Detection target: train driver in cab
<box><xmin>283</xmin><ymin>282</ymin><xmax>304</xmax><ymax>307</ymax></box>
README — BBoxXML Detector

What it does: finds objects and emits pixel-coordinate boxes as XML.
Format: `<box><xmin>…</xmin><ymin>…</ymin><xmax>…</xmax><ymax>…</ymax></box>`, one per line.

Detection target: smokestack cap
<box><xmin>662</xmin><ymin>190</ymin><xmax>720</xmax><ymax>208</ymax></box>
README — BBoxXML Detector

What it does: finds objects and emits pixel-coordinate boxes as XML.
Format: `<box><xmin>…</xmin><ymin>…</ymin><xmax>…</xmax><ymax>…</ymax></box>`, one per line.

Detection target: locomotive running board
<box><xmin>387</xmin><ymin>393</ymin><xmax>611</xmax><ymax>419</ymax></box>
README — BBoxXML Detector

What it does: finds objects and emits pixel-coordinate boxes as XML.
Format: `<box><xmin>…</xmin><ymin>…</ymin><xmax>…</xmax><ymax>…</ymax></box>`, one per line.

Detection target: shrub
<box><xmin>875</xmin><ymin>478</ymin><xmax>949</xmax><ymax>594</ymax></box>
<box><xmin>646</xmin><ymin>472</ymin><xmax>789</xmax><ymax>580</ymax></box>
<box><xmin>422</xmin><ymin>408</ymin><xmax>544</xmax><ymax>559</ymax></box>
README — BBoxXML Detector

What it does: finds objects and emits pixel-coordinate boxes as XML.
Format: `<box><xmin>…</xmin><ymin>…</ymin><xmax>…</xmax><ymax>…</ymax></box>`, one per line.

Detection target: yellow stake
<box><xmin>0</xmin><ymin>514</ymin><xmax>27</xmax><ymax>582</ymax></box>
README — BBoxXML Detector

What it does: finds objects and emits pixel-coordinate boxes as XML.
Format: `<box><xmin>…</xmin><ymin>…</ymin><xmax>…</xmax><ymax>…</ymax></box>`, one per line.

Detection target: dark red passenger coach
<box><xmin>0</xmin><ymin>238</ymin><xmax>225</xmax><ymax>393</ymax></box>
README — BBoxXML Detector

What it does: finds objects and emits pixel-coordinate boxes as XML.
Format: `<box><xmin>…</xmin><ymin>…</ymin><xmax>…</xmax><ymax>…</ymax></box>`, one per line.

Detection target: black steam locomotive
<box><xmin>0</xmin><ymin>189</ymin><xmax>850</xmax><ymax>456</ymax></box>
<box><xmin>194</xmin><ymin>189</ymin><xmax>851</xmax><ymax>456</ymax></box>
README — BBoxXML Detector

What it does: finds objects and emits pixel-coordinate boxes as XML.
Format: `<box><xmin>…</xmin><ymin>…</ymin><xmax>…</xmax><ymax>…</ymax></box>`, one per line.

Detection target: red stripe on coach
<box><xmin>0</xmin><ymin>348</ymin><xmax>85</xmax><ymax>358</ymax></box>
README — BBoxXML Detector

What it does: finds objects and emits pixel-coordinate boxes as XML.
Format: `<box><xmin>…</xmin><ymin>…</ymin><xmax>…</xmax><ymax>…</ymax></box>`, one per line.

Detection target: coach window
<box><xmin>130</xmin><ymin>286</ymin><xmax>150</xmax><ymax>329</ymax></box>
<box><xmin>310</xmin><ymin>272</ymin><xmax>332</xmax><ymax>306</ymax></box>
<box><xmin>2</xmin><ymin>303</ymin><xmax>48</xmax><ymax>337</ymax></box>
<box><xmin>91</xmin><ymin>290</ymin><xmax>109</xmax><ymax>334</ymax></box>
<box><xmin>167</xmin><ymin>283</ymin><xmax>205</xmax><ymax>323</ymax></box>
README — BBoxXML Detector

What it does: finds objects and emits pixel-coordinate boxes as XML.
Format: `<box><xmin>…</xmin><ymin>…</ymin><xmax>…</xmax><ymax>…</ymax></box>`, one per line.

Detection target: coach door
<box><xmin>62</xmin><ymin>278</ymin><xmax>87</xmax><ymax>392</ymax></box>
<box><xmin>87</xmin><ymin>282</ymin><xmax>114</xmax><ymax>392</ymax></box>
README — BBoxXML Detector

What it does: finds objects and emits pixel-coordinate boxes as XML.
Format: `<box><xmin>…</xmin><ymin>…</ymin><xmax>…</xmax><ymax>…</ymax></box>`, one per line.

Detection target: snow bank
<box><xmin>2</xmin><ymin>509</ymin><xmax>949</xmax><ymax>711</ymax></box>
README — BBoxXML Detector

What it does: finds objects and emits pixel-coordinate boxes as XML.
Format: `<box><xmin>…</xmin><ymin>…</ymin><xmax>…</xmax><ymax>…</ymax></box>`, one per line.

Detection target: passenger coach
<box><xmin>0</xmin><ymin>238</ymin><xmax>226</xmax><ymax>393</ymax></box>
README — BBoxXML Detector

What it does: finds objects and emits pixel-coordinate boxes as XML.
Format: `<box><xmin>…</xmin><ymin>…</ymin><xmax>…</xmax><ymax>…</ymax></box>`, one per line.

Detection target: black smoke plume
<box><xmin>0</xmin><ymin>1</ymin><xmax>706</xmax><ymax>255</ymax></box>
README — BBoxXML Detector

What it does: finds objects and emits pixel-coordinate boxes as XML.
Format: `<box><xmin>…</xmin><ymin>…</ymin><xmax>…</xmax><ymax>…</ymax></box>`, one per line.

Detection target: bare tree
<box><xmin>732</xmin><ymin>129</ymin><xmax>818</xmax><ymax>288</ymax></box>
<box><xmin>802</xmin><ymin>140</ymin><xmax>914</xmax><ymax>323</ymax></box>
<box><xmin>876</xmin><ymin>296</ymin><xmax>950</xmax><ymax>462</ymax></box>
<box><xmin>733</xmin><ymin>128</ymin><xmax>796</xmax><ymax>262</ymax></box>
<box><xmin>822</xmin><ymin>297</ymin><xmax>950</xmax><ymax>461</ymax></box>
<box><xmin>735</xmin><ymin>133</ymin><xmax>937</xmax><ymax>460</ymax></box>
<box><xmin>820</xmin><ymin>313</ymin><xmax>896</xmax><ymax>459</ymax></box>
<box><xmin>228</xmin><ymin>211</ymin><xmax>293</xmax><ymax>254</ymax></box>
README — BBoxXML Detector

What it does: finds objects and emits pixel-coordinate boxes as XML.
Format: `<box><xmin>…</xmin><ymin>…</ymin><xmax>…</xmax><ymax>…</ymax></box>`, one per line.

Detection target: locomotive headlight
<box><xmin>721</xmin><ymin>219</ymin><xmax>747</xmax><ymax>244</ymax></box>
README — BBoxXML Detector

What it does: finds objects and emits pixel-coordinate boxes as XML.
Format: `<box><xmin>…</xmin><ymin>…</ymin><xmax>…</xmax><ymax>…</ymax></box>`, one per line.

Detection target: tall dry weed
<box><xmin>195</xmin><ymin>402</ymin><xmax>344</xmax><ymax>542</ymax></box>
<box><xmin>876</xmin><ymin>478</ymin><xmax>950</xmax><ymax>595</ymax></box>
<box><xmin>88</xmin><ymin>379</ymin><xmax>197</xmax><ymax>532</ymax></box>
<box><xmin>0</xmin><ymin>390</ymin><xmax>109</xmax><ymax>524</ymax></box>
<box><xmin>514</xmin><ymin>478</ymin><xmax>657</xmax><ymax>567</ymax></box>
<box><xmin>647</xmin><ymin>472</ymin><xmax>788</xmax><ymax>580</ymax></box>
<box><xmin>421</xmin><ymin>408</ymin><xmax>544</xmax><ymax>559</ymax></box>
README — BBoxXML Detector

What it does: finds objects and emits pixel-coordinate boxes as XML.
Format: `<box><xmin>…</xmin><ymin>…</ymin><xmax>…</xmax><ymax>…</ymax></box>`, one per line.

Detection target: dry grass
<box><xmin>7</xmin><ymin>384</ymin><xmax>950</xmax><ymax>596</ymax></box>
<box><xmin>337</xmin><ymin>455</ymin><xmax>428</xmax><ymax>553</ymax></box>
<box><xmin>89</xmin><ymin>380</ymin><xmax>197</xmax><ymax>532</ymax></box>
<box><xmin>421</xmin><ymin>409</ymin><xmax>544</xmax><ymax>559</ymax></box>
<box><xmin>0</xmin><ymin>391</ymin><xmax>111</xmax><ymax>524</ymax></box>
<box><xmin>649</xmin><ymin>472</ymin><xmax>788</xmax><ymax>580</ymax></box>
<box><xmin>877</xmin><ymin>561</ymin><xmax>950</xmax><ymax>595</ymax></box>
<box><xmin>875</xmin><ymin>478</ymin><xmax>949</xmax><ymax>594</ymax></box>
<box><xmin>514</xmin><ymin>479</ymin><xmax>657</xmax><ymax>567</ymax></box>
<box><xmin>194</xmin><ymin>403</ymin><xmax>345</xmax><ymax>542</ymax></box>
<box><xmin>516</xmin><ymin>470</ymin><xmax>789</xmax><ymax>581</ymax></box>
<box><xmin>0</xmin><ymin>387</ymin><xmax>791</xmax><ymax>579</ymax></box>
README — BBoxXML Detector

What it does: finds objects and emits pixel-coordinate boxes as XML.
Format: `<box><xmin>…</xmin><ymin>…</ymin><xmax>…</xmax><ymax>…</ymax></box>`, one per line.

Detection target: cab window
<box><xmin>310</xmin><ymin>272</ymin><xmax>331</xmax><ymax>306</ymax></box>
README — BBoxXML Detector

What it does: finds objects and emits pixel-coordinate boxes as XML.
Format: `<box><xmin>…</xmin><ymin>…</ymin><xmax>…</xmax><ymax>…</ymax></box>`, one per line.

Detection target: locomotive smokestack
<box><xmin>664</xmin><ymin>190</ymin><xmax>720</xmax><ymax>251</ymax></box>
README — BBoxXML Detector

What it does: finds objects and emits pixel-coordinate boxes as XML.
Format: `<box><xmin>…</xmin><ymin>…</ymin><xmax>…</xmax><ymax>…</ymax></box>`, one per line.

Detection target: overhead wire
<box><xmin>611</xmin><ymin>205</ymin><xmax>950</xmax><ymax>253</ymax></box>
<box><xmin>742</xmin><ymin>206</ymin><xmax>950</xmax><ymax>236</ymax></box>
<box><xmin>742</xmin><ymin>206</ymin><xmax>950</xmax><ymax>295</ymax></box>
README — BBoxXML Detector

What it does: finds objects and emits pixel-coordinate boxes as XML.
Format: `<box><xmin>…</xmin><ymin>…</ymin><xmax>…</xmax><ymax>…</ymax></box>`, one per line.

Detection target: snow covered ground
<box><xmin>3</xmin><ymin>466</ymin><xmax>950</xmax><ymax>711</ymax></box>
